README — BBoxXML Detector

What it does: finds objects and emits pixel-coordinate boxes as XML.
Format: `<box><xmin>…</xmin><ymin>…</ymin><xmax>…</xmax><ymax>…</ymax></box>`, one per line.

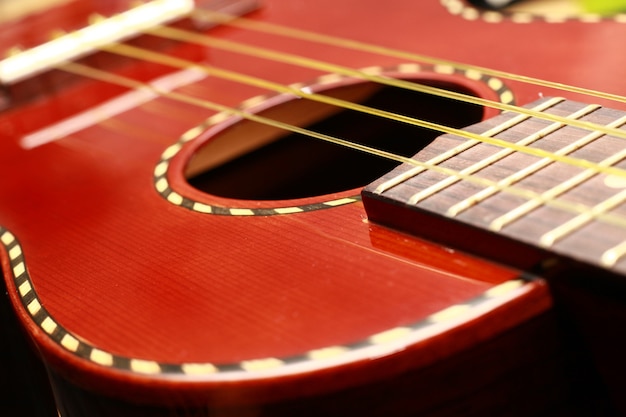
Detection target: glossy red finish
<box><xmin>1</xmin><ymin>0</ymin><xmax>625</xmax><ymax>412</ymax></box>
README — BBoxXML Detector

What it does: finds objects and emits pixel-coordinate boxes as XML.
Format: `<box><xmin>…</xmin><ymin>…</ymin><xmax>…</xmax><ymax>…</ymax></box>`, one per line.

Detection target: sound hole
<box><xmin>185</xmin><ymin>79</ymin><xmax>484</xmax><ymax>201</ymax></box>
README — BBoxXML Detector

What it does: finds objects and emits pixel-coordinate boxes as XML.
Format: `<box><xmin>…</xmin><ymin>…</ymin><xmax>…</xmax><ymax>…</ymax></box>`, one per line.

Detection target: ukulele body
<box><xmin>1</xmin><ymin>1</ymin><xmax>625</xmax><ymax>415</ymax></box>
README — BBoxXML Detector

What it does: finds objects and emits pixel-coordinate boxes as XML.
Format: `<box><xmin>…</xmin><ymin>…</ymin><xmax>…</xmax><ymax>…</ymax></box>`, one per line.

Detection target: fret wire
<box><xmin>490</xmin><ymin>115</ymin><xmax>626</xmax><ymax>231</ymax></box>
<box><xmin>191</xmin><ymin>9</ymin><xmax>626</xmax><ymax>107</ymax></box>
<box><xmin>373</xmin><ymin>98</ymin><xmax>563</xmax><ymax>195</ymax></box>
<box><xmin>448</xmin><ymin>105</ymin><xmax>616</xmax><ymax>217</ymax></box>
<box><xmin>407</xmin><ymin>103</ymin><xmax>599</xmax><ymax>207</ymax></box>
<box><xmin>540</xmin><ymin>188</ymin><xmax>626</xmax><ymax>247</ymax></box>
<box><xmin>146</xmin><ymin>24</ymin><xmax>626</xmax><ymax>143</ymax></box>
<box><xmin>373</xmin><ymin>141</ymin><xmax>478</xmax><ymax>195</ymax></box>
<box><xmin>601</xmin><ymin>240</ymin><xmax>626</xmax><ymax>267</ymax></box>
<box><xmin>57</xmin><ymin>61</ymin><xmax>626</xmax><ymax>232</ymax></box>
<box><xmin>99</xmin><ymin>42</ymin><xmax>626</xmax><ymax>180</ymax></box>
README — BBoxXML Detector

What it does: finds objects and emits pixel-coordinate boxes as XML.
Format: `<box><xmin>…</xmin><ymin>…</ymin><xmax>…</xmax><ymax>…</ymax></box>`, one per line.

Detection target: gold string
<box><xmin>99</xmin><ymin>41</ymin><xmax>626</xmax><ymax>180</ymax></box>
<box><xmin>57</xmin><ymin>61</ymin><xmax>626</xmax><ymax>230</ymax></box>
<box><xmin>191</xmin><ymin>9</ymin><xmax>626</xmax><ymax>106</ymax></box>
<box><xmin>144</xmin><ymin>25</ymin><xmax>626</xmax><ymax>144</ymax></box>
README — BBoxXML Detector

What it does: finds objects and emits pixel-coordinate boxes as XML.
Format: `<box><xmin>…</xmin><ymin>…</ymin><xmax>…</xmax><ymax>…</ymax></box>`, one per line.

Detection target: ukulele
<box><xmin>1</xmin><ymin>0</ymin><xmax>625</xmax><ymax>415</ymax></box>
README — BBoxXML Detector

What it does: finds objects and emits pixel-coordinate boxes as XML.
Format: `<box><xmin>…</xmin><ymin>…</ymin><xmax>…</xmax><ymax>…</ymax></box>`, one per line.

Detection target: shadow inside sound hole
<box><xmin>187</xmin><ymin>80</ymin><xmax>484</xmax><ymax>201</ymax></box>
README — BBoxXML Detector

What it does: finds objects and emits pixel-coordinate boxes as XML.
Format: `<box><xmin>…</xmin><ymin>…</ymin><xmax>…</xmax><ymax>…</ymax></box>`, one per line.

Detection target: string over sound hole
<box><xmin>185</xmin><ymin>77</ymin><xmax>484</xmax><ymax>201</ymax></box>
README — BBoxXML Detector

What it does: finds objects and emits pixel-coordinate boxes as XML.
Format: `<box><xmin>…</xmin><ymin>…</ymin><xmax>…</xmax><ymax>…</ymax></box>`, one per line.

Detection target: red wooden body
<box><xmin>1</xmin><ymin>0</ymin><xmax>626</xmax><ymax>415</ymax></box>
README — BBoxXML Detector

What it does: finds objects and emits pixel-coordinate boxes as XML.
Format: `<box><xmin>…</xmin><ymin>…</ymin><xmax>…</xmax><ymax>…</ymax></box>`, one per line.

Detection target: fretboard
<box><xmin>362</xmin><ymin>97</ymin><xmax>626</xmax><ymax>275</ymax></box>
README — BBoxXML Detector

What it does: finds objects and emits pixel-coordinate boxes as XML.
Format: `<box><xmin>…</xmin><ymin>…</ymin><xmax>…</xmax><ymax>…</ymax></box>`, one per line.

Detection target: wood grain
<box><xmin>1</xmin><ymin>0</ymin><xmax>626</xmax><ymax>414</ymax></box>
<box><xmin>363</xmin><ymin>98</ymin><xmax>626</xmax><ymax>274</ymax></box>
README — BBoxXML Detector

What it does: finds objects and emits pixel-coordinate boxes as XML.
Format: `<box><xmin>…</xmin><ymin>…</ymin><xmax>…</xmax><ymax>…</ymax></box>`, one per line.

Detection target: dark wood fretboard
<box><xmin>362</xmin><ymin>97</ymin><xmax>626</xmax><ymax>275</ymax></box>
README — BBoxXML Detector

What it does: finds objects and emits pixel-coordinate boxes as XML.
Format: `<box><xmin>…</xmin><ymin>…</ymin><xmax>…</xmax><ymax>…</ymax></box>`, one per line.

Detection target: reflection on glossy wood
<box><xmin>0</xmin><ymin>0</ymin><xmax>625</xmax><ymax>415</ymax></box>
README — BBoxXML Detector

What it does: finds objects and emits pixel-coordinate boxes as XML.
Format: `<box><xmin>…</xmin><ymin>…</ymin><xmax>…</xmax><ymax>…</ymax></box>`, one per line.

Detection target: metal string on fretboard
<box><xmin>8</xmin><ymin>2</ymin><xmax>626</xmax><ymax>265</ymax></box>
<box><xmin>366</xmin><ymin>98</ymin><xmax>626</xmax><ymax>270</ymax></box>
